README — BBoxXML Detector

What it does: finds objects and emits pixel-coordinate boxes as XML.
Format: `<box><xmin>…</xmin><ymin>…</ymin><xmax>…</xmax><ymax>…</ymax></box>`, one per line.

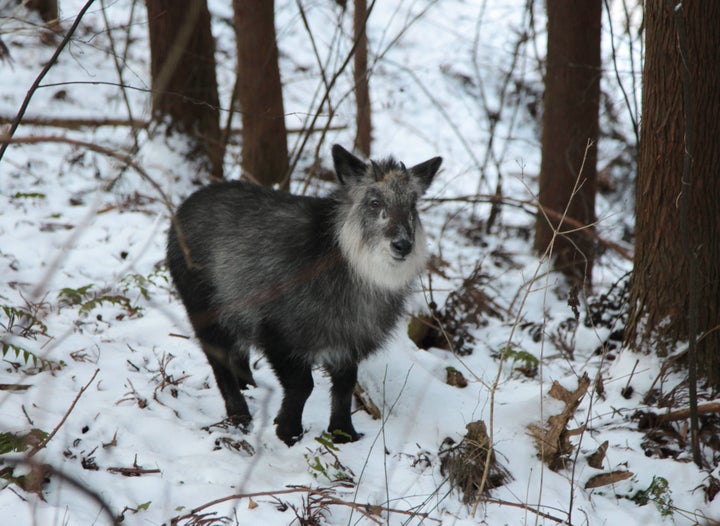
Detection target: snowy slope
<box><xmin>1</xmin><ymin>1</ymin><xmax>717</xmax><ymax>525</ymax></box>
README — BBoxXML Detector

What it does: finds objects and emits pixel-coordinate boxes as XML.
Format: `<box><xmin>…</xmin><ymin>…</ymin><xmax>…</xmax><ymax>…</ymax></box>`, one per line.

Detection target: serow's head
<box><xmin>332</xmin><ymin>144</ymin><xmax>442</xmax><ymax>290</ymax></box>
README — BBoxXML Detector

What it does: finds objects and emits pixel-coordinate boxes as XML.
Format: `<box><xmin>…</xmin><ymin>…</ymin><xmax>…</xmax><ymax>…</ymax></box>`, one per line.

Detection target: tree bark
<box><xmin>26</xmin><ymin>0</ymin><xmax>60</xmax><ymax>37</ymax></box>
<box><xmin>626</xmin><ymin>2</ymin><xmax>720</xmax><ymax>390</ymax></box>
<box><xmin>26</xmin><ymin>0</ymin><xmax>59</xmax><ymax>26</ymax></box>
<box><xmin>534</xmin><ymin>0</ymin><xmax>601</xmax><ymax>286</ymax></box>
<box><xmin>353</xmin><ymin>0</ymin><xmax>371</xmax><ymax>157</ymax></box>
<box><xmin>233</xmin><ymin>0</ymin><xmax>289</xmax><ymax>188</ymax></box>
<box><xmin>146</xmin><ymin>0</ymin><xmax>223</xmax><ymax>180</ymax></box>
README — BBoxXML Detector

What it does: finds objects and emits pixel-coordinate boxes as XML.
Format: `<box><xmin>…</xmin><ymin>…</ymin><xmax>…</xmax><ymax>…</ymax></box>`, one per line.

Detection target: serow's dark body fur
<box><xmin>167</xmin><ymin>145</ymin><xmax>442</xmax><ymax>446</ymax></box>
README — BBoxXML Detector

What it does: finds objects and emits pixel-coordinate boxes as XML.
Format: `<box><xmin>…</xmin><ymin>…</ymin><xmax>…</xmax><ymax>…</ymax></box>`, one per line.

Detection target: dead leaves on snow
<box><xmin>528</xmin><ymin>373</ymin><xmax>591</xmax><ymax>471</ymax></box>
<box><xmin>527</xmin><ymin>374</ymin><xmax>637</xmax><ymax>489</ymax></box>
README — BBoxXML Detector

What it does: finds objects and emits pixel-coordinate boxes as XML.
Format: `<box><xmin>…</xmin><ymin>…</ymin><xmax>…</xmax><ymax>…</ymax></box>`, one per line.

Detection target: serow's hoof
<box><xmin>276</xmin><ymin>426</ymin><xmax>304</xmax><ymax>447</ymax></box>
<box><xmin>228</xmin><ymin>414</ymin><xmax>252</xmax><ymax>433</ymax></box>
<box><xmin>202</xmin><ymin>414</ymin><xmax>252</xmax><ymax>434</ymax></box>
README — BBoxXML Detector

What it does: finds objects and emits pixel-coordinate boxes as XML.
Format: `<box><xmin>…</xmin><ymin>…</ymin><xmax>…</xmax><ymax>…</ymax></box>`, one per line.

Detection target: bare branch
<box><xmin>0</xmin><ymin>0</ymin><xmax>96</xmax><ymax>162</ymax></box>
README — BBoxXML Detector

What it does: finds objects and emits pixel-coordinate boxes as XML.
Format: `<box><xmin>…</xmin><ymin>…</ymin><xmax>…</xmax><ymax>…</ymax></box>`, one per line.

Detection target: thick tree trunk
<box><xmin>626</xmin><ymin>2</ymin><xmax>720</xmax><ymax>389</ymax></box>
<box><xmin>146</xmin><ymin>0</ymin><xmax>223</xmax><ymax>180</ymax></box>
<box><xmin>26</xmin><ymin>0</ymin><xmax>59</xmax><ymax>26</ymax></box>
<box><xmin>534</xmin><ymin>0</ymin><xmax>601</xmax><ymax>286</ymax></box>
<box><xmin>233</xmin><ymin>0</ymin><xmax>289</xmax><ymax>188</ymax></box>
<box><xmin>353</xmin><ymin>0</ymin><xmax>371</xmax><ymax>157</ymax></box>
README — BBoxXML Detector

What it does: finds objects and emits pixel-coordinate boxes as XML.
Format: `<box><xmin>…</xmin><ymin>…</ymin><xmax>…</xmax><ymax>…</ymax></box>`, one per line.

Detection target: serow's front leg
<box><xmin>270</xmin><ymin>357</ymin><xmax>314</xmax><ymax>446</ymax></box>
<box><xmin>327</xmin><ymin>362</ymin><xmax>361</xmax><ymax>443</ymax></box>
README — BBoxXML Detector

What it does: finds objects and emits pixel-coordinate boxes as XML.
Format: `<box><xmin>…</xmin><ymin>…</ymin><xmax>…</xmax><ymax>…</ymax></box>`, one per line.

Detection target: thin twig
<box><xmin>481</xmin><ymin>141</ymin><xmax>595</xmax><ymax>521</ymax></box>
<box><xmin>0</xmin><ymin>115</ymin><xmax>150</xmax><ymax>129</ymax></box>
<box><xmin>1</xmin><ymin>135</ymin><xmax>172</xmax><ymax>209</ymax></box>
<box><xmin>27</xmin><ymin>368</ymin><xmax>99</xmax><ymax>458</ymax></box>
<box><xmin>170</xmin><ymin>487</ymin><xmax>310</xmax><ymax>524</ymax></box>
<box><xmin>0</xmin><ymin>0</ymin><xmax>96</xmax><ymax>162</ymax></box>
<box><xmin>388</xmin><ymin>58</ymin><xmax>483</xmax><ymax>178</ymax></box>
<box><xmin>100</xmin><ymin>0</ymin><xmax>140</xmax><ymax>150</ymax></box>
<box><xmin>327</xmin><ymin>496</ymin><xmax>436</xmax><ymax>522</ymax></box>
<box><xmin>0</xmin><ymin>114</ymin><xmax>346</xmax><ymax>135</ymax></box>
<box><xmin>472</xmin><ymin>6</ymin><xmax>533</xmax><ymax>202</ymax></box>
<box><xmin>285</xmin><ymin>0</ymin><xmax>377</xmax><ymax>188</ymax></box>
<box><xmin>642</xmin><ymin>348</ymin><xmax>688</xmax><ymax>405</ymax></box>
<box><xmin>220</xmin><ymin>62</ymin><xmax>242</xmax><ymax>159</ymax></box>
<box><xmin>1</xmin><ymin>134</ymin><xmax>185</xmax><ymax>297</ymax></box>
<box><xmin>426</xmin><ymin>193</ymin><xmax>632</xmax><ymax>260</ymax></box>
<box><xmin>482</xmin><ymin>497</ymin><xmax>568</xmax><ymax>524</ymax></box>
<box><xmin>603</xmin><ymin>0</ymin><xmax>639</xmax><ymax>144</ymax></box>
<box><xmin>107</xmin><ymin>466</ymin><xmax>161</xmax><ymax>476</ymax></box>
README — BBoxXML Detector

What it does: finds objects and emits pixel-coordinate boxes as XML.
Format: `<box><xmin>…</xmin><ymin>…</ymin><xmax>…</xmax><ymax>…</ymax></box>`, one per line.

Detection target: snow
<box><xmin>1</xmin><ymin>0</ymin><xmax>718</xmax><ymax>525</ymax></box>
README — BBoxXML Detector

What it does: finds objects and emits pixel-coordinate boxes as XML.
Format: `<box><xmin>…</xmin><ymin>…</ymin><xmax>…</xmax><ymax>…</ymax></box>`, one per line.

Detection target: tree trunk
<box><xmin>26</xmin><ymin>0</ymin><xmax>60</xmax><ymax>35</ymax></box>
<box><xmin>353</xmin><ymin>0</ymin><xmax>371</xmax><ymax>157</ymax></box>
<box><xmin>534</xmin><ymin>0</ymin><xmax>601</xmax><ymax>286</ymax></box>
<box><xmin>146</xmin><ymin>0</ymin><xmax>223</xmax><ymax>180</ymax></box>
<box><xmin>626</xmin><ymin>2</ymin><xmax>720</xmax><ymax>389</ymax></box>
<box><xmin>233</xmin><ymin>0</ymin><xmax>289</xmax><ymax>188</ymax></box>
<box><xmin>26</xmin><ymin>0</ymin><xmax>58</xmax><ymax>25</ymax></box>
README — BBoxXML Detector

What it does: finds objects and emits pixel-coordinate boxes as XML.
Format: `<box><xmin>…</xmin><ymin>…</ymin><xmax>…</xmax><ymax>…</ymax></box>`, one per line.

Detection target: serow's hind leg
<box><xmin>326</xmin><ymin>362</ymin><xmax>361</xmax><ymax>443</ymax></box>
<box><xmin>230</xmin><ymin>341</ymin><xmax>257</xmax><ymax>390</ymax></box>
<box><xmin>197</xmin><ymin>324</ymin><xmax>251</xmax><ymax>427</ymax></box>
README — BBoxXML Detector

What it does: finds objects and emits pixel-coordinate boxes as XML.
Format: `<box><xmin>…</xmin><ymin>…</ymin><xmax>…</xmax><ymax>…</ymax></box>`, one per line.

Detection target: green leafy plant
<box><xmin>494</xmin><ymin>346</ymin><xmax>539</xmax><ymax>378</ymax></box>
<box><xmin>0</xmin><ymin>340</ymin><xmax>63</xmax><ymax>371</ymax></box>
<box><xmin>1</xmin><ymin>300</ymin><xmax>62</xmax><ymax>371</ymax></box>
<box><xmin>0</xmin><ymin>430</ymin><xmax>51</xmax><ymax>497</ymax></box>
<box><xmin>78</xmin><ymin>295</ymin><xmax>140</xmax><ymax>317</ymax></box>
<box><xmin>304</xmin><ymin>432</ymin><xmax>355</xmax><ymax>484</ymax></box>
<box><xmin>120</xmin><ymin>268</ymin><xmax>168</xmax><ymax>301</ymax></box>
<box><xmin>1</xmin><ymin>304</ymin><xmax>48</xmax><ymax>338</ymax></box>
<box><xmin>629</xmin><ymin>476</ymin><xmax>674</xmax><ymax>518</ymax></box>
<box><xmin>57</xmin><ymin>284</ymin><xmax>94</xmax><ymax>308</ymax></box>
<box><xmin>117</xmin><ymin>500</ymin><xmax>152</xmax><ymax>523</ymax></box>
<box><xmin>0</xmin><ymin>429</ymin><xmax>47</xmax><ymax>454</ymax></box>
<box><xmin>58</xmin><ymin>284</ymin><xmax>141</xmax><ymax>318</ymax></box>
<box><xmin>12</xmin><ymin>192</ymin><xmax>46</xmax><ymax>199</ymax></box>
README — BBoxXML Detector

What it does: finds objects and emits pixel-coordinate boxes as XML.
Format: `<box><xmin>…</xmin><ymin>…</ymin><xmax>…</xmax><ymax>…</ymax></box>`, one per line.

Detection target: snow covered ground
<box><xmin>1</xmin><ymin>1</ymin><xmax>718</xmax><ymax>524</ymax></box>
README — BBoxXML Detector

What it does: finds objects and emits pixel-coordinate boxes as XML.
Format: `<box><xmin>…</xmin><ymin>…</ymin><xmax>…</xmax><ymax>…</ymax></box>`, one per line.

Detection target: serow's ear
<box><xmin>332</xmin><ymin>144</ymin><xmax>368</xmax><ymax>186</ymax></box>
<box><xmin>410</xmin><ymin>156</ymin><xmax>442</xmax><ymax>194</ymax></box>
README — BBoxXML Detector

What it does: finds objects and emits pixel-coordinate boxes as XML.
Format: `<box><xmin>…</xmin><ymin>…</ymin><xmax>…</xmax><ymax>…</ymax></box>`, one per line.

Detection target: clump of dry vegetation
<box><xmin>439</xmin><ymin>420</ymin><xmax>512</xmax><ymax>503</ymax></box>
<box><xmin>528</xmin><ymin>373</ymin><xmax>590</xmax><ymax>471</ymax></box>
<box><xmin>411</xmin><ymin>262</ymin><xmax>502</xmax><ymax>355</ymax></box>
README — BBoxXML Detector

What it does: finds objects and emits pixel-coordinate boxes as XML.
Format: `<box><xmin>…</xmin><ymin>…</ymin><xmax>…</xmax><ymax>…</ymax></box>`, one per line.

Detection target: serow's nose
<box><xmin>391</xmin><ymin>238</ymin><xmax>412</xmax><ymax>259</ymax></box>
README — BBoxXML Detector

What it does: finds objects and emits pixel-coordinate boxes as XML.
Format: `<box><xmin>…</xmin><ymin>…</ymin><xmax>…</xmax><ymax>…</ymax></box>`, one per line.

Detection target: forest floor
<box><xmin>1</xmin><ymin>1</ymin><xmax>719</xmax><ymax>525</ymax></box>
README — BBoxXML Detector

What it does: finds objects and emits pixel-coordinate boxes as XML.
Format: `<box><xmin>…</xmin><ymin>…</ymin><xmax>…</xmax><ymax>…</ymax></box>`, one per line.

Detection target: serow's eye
<box><xmin>369</xmin><ymin>198</ymin><xmax>382</xmax><ymax>210</ymax></box>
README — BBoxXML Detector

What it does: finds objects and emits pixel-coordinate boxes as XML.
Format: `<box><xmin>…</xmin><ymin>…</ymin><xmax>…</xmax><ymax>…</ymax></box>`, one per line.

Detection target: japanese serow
<box><xmin>166</xmin><ymin>145</ymin><xmax>442</xmax><ymax>445</ymax></box>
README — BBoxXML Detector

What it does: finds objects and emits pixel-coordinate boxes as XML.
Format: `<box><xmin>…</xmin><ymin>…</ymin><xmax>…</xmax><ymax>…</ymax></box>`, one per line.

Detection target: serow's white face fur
<box><xmin>332</xmin><ymin>145</ymin><xmax>442</xmax><ymax>291</ymax></box>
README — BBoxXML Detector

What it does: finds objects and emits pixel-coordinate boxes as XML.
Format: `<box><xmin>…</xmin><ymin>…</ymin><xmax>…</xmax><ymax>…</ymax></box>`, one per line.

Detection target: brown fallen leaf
<box><xmin>446</xmin><ymin>366</ymin><xmax>468</xmax><ymax>388</ymax></box>
<box><xmin>586</xmin><ymin>440</ymin><xmax>609</xmax><ymax>469</ymax></box>
<box><xmin>585</xmin><ymin>470</ymin><xmax>633</xmax><ymax>489</ymax></box>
